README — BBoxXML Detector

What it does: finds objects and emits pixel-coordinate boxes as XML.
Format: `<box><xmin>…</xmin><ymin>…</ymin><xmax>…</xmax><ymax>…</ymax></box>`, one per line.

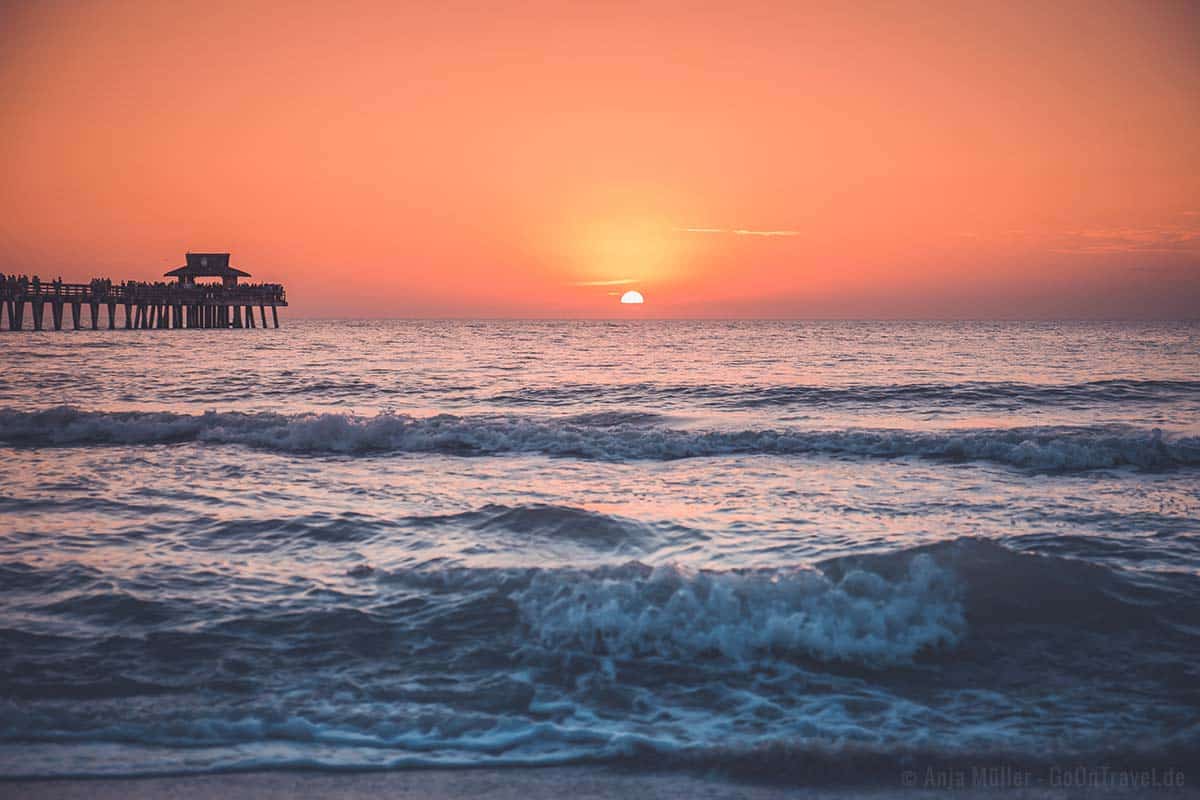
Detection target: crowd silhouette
<box><xmin>0</xmin><ymin>275</ymin><xmax>284</xmax><ymax>302</ymax></box>
<box><xmin>1</xmin><ymin>274</ymin><xmax>63</xmax><ymax>294</ymax></box>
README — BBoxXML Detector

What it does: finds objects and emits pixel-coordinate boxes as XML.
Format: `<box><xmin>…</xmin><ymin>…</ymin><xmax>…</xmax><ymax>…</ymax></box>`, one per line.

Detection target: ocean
<box><xmin>1</xmin><ymin>320</ymin><xmax>1198</xmax><ymax>786</ymax></box>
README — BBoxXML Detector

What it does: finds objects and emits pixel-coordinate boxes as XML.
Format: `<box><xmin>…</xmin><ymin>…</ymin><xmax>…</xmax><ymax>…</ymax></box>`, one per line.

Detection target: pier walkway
<box><xmin>0</xmin><ymin>280</ymin><xmax>287</xmax><ymax>331</ymax></box>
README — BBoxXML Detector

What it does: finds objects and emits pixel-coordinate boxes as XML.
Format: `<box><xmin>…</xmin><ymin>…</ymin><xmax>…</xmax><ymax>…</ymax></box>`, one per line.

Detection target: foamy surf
<box><xmin>1</xmin><ymin>540</ymin><xmax>1196</xmax><ymax>779</ymax></box>
<box><xmin>514</xmin><ymin>556</ymin><xmax>964</xmax><ymax>666</ymax></box>
<box><xmin>1</xmin><ymin>406</ymin><xmax>1197</xmax><ymax>470</ymax></box>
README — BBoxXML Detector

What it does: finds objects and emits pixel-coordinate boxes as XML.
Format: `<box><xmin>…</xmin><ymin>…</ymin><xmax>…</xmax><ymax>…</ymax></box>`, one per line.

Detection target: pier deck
<box><xmin>0</xmin><ymin>281</ymin><xmax>287</xmax><ymax>331</ymax></box>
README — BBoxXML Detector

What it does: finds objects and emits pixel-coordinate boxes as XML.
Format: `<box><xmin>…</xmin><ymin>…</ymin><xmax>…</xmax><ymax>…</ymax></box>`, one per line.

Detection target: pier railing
<box><xmin>1</xmin><ymin>280</ymin><xmax>287</xmax><ymax>331</ymax></box>
<box><xmin>0</xmin><ymin>282</ymin><xmax>286</xmax><ymax>304</ymax></box>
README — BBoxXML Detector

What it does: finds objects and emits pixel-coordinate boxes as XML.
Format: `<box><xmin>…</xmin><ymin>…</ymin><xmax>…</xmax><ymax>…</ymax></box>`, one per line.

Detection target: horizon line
<box><xmin>280</xmin><ymin>315</ymin><xmax>1200</xmax><ymax>323</ymax></box>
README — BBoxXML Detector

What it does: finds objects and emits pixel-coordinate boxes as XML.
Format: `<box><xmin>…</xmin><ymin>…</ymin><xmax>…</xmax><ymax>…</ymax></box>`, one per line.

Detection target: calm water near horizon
<box><xmin>1</xmin><ymin>320</ymin><xmax>1198</xmax><ymax>781</ymax></box>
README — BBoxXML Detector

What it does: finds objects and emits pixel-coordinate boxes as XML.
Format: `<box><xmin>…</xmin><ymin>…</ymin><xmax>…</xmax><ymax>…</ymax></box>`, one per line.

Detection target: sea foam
<box><xmin>1</xmin><ymin>406</ymin><xmax>1197</xmax><ymax>470</ymax></box>
<box><xmin>514</xmin><ymin>556</ymin><xmax>965</xmax><ymax>667</ymax></box>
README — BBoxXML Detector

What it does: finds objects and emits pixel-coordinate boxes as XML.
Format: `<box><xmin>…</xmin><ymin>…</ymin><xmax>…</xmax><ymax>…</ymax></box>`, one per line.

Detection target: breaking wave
<box><xmin>2</xmin><ymin>539</ymin><xmax>1198</xmax><ymax>779</ymax></box>
<box><xmin>1</xmin><ymin>406</ymin><xmax>1197</xmax><ymax>470</ymax></box>
<box><xmin>513</xmin><ymin>555</ymin><xmax>964</xmax><ymax>667</ymax></box>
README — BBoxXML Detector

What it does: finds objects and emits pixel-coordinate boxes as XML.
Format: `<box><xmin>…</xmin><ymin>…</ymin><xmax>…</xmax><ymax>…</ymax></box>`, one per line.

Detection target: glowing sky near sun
<box><xmin>1</xmin><ymin>1</ymin><xmax>1197</xmax><ymax>317</ymax></box>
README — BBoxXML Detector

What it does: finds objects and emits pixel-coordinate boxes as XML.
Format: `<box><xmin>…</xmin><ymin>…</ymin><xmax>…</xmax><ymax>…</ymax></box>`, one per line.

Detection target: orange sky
<box><xmin>2</xmin><ymin>0</ymin><xmax>1198</xmax><ymax>318</ymax></box>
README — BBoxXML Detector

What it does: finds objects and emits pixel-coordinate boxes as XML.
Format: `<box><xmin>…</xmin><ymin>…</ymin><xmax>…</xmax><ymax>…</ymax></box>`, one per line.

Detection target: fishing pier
<box><xmin>0</xmin><ymin>253</ymin><xmax>287</xmax><ymax>331</ymax></box>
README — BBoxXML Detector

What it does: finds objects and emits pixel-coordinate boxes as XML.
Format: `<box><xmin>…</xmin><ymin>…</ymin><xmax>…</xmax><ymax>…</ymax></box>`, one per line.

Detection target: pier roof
<box><xmin>165</xmin><ymin>253</ymin><xmax>251</xmax><ymax>280</ymax></box>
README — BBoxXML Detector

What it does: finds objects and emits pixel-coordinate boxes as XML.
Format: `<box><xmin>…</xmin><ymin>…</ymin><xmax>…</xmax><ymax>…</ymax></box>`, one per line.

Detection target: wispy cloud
<box><xmin>1050</xmin><ymin>225</ymin><xmax>1200</xmax><ymax>255</ymax></box>
<box><xmin>569</xmin><ymin>277</ymin><xmax>639</xmax><ymax>286</ymax></box>
<box><xmin>679</xmin><ymin>227</ymin><xmax>802</xmax><ymax>237</ymax></box>
<box><xmin>733</xmin><ymin>229</ymin><xmax>803</xmax><ymax>237</ymax></box>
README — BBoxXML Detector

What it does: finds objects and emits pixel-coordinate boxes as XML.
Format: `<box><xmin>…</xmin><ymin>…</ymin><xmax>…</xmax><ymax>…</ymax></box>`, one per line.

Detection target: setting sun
<box><xmin>620</xmin><ymin>290</ymin><xmax>645</xmax><ymax>305</ymax></box>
